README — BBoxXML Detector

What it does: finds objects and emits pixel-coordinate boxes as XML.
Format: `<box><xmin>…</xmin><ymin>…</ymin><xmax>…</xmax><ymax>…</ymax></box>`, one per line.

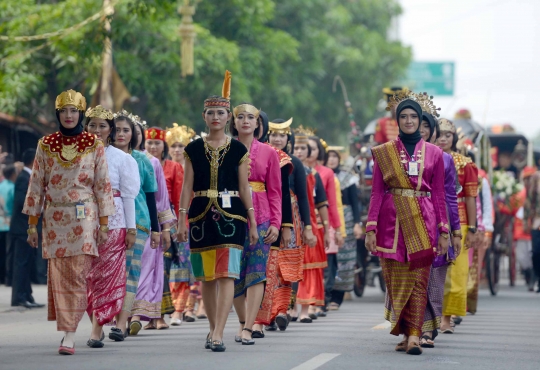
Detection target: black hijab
<box><xmin>422</xmin><ymin>112</ymin><xmax>437</xmax><ymax>141</ymax></box>
<box><xmin>396</xmin><ymin>99</ymin><xmax>422</xmax><ymax>157</ymax></box>
<box><xmin>257</xmin><ymin>110</ymin><xmax>269</xmax><ymax>143</ymax></box>
<box><xmin>56</xmin><ymin>110</ymin><xmax>85</xmax><ymax>137</ymax></box>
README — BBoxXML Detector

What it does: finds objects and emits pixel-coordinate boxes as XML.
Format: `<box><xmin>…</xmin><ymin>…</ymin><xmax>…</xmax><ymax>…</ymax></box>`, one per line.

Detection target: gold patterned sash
<box><xmin>371</xmin><ymin>140</ymin><xmax>433</xmax><ymax>268</ymax></box>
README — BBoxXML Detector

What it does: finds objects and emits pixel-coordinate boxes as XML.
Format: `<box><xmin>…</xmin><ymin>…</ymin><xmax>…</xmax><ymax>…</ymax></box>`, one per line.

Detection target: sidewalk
<box><xmin>0</xmin><ymin>284</ymin><xmax>47</xmax><ymax>313</ymax></box>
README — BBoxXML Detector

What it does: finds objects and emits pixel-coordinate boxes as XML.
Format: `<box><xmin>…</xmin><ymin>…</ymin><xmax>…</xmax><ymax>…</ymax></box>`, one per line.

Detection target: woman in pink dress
<box><xmin>365</xmin><ymin>91</ymin><xmax>449</xmax><ymax>355</ymax></box>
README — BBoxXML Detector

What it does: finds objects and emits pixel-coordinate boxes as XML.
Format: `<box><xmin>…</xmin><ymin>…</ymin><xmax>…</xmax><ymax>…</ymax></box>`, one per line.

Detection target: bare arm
<box><xmin>238</xmin><ymin>160</ymin><xmax>256</xmax><ymax>226</ymax></box>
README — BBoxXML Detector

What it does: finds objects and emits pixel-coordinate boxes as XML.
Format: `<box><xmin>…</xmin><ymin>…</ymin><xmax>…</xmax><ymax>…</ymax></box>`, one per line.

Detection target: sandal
<box><xmin>276</xmin><ymin>314</ymin><xmax>288</xmax><ymax>331</ymax></box>
<box><xmin>252</xmin><ymin>330</ymin><xmax>265</xmax><ymax>339</ymax></box>
<box><xmin>235</xmin><ymin>321</ymin><xmax>245</xmax><ymax>343</ymax></box>
<box><xmin>441</xmin><ymin>325</ymin><xmax>454</xmax><ymax>334</ymax></box>
<box><xmin>86</xmin><ymin>339</ymin><xmax>104</xmax><ymax>348</ymax></box>
<box><xmin>184</xmin><ymin>312</ymin><xmax>196</xmax><ymax>323</ymax></box>
<box><xmin>157</xmin><ymin>322</ymin><xmax>169</xmax><ymax>330</ymax></box>
<box><xmin>108</xmin><ymin>327</ymin><xmax>125</xmax><ymax>342</ymax></box>
<box><xmin>420</xmin><ymin>335</ymin><xmax>434</xmax><ymax>348</ymax></box>
<box><xmin>327</xmin><ymin>302</ymin><xmax>340</xmax><ymax>311</ymax></box>
<box><xmin>58</xmin><ymin>338</ymin><xmax>75</xmax><ymax>355</ymax></box>
<box><xmin>299</xmin><ymin>317</ymin><xmax>312</xmax><ymax>323</ymax></box>
<box><xmin>241</xmin><ymin>328</ymin><xmax>255</xmax><ymax>345</ymax></box>
<box><xmin>406</xmin><ymin>341</ymin><xmax>423</xmax><ymax>355</ymax></box>
<box><xmin>210</xmin><ymin>340</ymin><xmax>226</xmax><ymax>352</ymax></box>
<box><xmin>205</xmin><ymin>332</ymin><xmax>211</xmax><ymax>349</ymax></box>
<box><xmin>395</xmin><ymin>339</ymin><xmax>407</xmax><ymax>352</ymax></box>
<box><xmin>130</xmin><ymin>320</ymin><xmax>143</xmax><ymax>335</ymax></box>
<box><xmin>143</xmin><ymin>321</ymin><xmax>156</xmax><ymax>330</ymax></box>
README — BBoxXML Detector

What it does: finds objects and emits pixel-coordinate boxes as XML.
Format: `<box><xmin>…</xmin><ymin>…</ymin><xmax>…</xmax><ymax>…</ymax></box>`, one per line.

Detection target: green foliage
<box><xmin>0</xmin><ymin>0</ymin><xmax>411</xmax><ymax>142</ymax></box>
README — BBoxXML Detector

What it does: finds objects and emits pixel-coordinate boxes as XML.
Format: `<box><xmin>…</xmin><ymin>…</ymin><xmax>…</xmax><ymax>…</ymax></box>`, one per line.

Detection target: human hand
<box><xmin>162</xmin><ymin>230</ymin><xmax>171</xmax><ymax>251</ymax></box>
<box><xmin>281</xmin><ymin>227</ymin><xmax>291</xmax><ymax>247</ymax></box>
<box><xmin>150</xmin><ymin>233</ymin><xmax>161</xmax><ymax>249</ymax></box>
<box><xmin>365</xmin><ymin>232</ymin><xmax>377</xmax><ymax>253</ymax></box>
<box><xmin>264</xmin><ymin>226</ymin><xmax>279</xmax><ymax>245</ymax></box>
<box><xmin>353</xmin><ymin>223</ymin><xmax>363</xmax><ymax>239</ymax></box>
<box><xmin>98</xmin><ymin>230</ymin><xmax>108</xmax><ymax>246</ymax></box>
<box><xmin>438</xmin><ymin>235</ymin><xmax>449</xmax><ymax>255</ymax></box>
<box><xmin>335</xmin><ymin>232</ymin><xmax>344</xmax><ymax>247</ymax></box>
<box><xmin>303</xmin><ymin>228</ymin><xmax>317</xmax><ymax>247</ymax></box>
<box><xmin>452</xmin><ymin>236</ymin><xmax>462</xmax><ymax>256</ymax></box>
<box><xmin>125</xmin><ymin>230</ymin><xmax>136</xmax><ymax>250</ymax></box>
<box><xmin>177</xmin><ymin>222</ymin><xmax>188</xmax><ymax>243</ymax></box>
<box><xmin>27</xmin><ymin>232</ymin><xmax>39</xmax><ymax>248</ymax></box>
<box><xmin>249</xmin><ymin>226</ymin><xmax>258</xmax><ymax>246</ymax></box>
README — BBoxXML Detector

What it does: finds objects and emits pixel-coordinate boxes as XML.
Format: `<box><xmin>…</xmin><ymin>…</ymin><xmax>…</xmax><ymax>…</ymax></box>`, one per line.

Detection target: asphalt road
<box><xmin>0</xmin><ymin>282</ymin><xmax>538</xmax><ymax>370</ymax></box>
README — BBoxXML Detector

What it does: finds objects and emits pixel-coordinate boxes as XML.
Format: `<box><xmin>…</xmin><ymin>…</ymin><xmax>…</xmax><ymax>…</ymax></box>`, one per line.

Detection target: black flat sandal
<box><xmin>265</xmin><ymin>321</ymin><xmax>277</xmax><ymax>331</ymax></box>
<box><xmin>241</xmin><ymin>328</ymin><xmax>255</xmax><ymax>345</ymax></box>
<box><xmin>205</xmin><ymin>332</ymin><xmax>212</xmax><ymax>349</ymax></box>
<box><xmin>252</xmin><ymin>330</ymin><xmax>265</xmax><ymax>339</ymax></box>
<box><xmin>276</xmin><ymin>314</ymin><xmax>288</xmax><ymax>331</ymax></box>
<box><xmin>86</xmin><ymin>339</ymin><xmax>104</xmax><ymax>348</ymax></box>
<box><xmin>210</xmin><ymin>340</ymin><xmax>226</xmax><ymax>352</ymax></box>
<box><xmin>235</xmin><ymin>321</ymin><xmax>245</xmax><ymax>343</ymax></box>
<box><xmin>108</xmin><ymin>327</ymin><xmax>125</xmax><ymax>342</ymax></box>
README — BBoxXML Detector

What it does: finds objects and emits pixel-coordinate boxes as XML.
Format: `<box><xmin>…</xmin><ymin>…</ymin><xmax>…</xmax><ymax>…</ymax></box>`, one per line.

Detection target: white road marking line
<box><xmin>372</xmin><ymin>321</ymin><xmax>391</xmax><ymax>330</ymax></box>
<box><xmin>290</xmin><ymin>353</ymin><xmax>341</xmax><ymax>370</ymax></box>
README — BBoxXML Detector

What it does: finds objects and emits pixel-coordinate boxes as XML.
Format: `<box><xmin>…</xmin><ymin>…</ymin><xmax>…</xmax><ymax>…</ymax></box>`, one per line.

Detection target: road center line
<box><xmin>290</xmin><ymin>353</ymin><xmax>341</xmax><ymax>370</ymax></box>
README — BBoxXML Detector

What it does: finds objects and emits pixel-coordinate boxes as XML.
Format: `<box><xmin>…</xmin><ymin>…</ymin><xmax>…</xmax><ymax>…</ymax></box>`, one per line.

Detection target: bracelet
<box><xmin>247</xmin><ymin>207</ymin><xmax>255</xmax><ymax>212</ymax></box>
<box><xmin>162</xmin><ymin>228</ymin><xmax>171</xmax><ymax>232</ymax></box>
<box><xmin>451</xmin><ymin>230</ymin><xmax>462</xmax><ymax>237</ymax></box>
<box><xmin>323</xmin><ymin>220</ymin><xmax>328</xmax><ymax>225</ymax></box>
<box><xmin>151</xmin><ymin>231</ymin><xmax>161</xmax><ymax>236</ymax></box>
<box><xmin>127</xmin><ymin>229</ymin><xmax>137</xmax><ymax>235</ymax></box>
<box><xmin>440</xmin><ymin>232</ymin><xmax>450</xmax><ymax>239</ymax></box>
<box><xmin>27</xmin><ymin>227</ymin><xmax>38</xmax><ymax>235</ymax></box>
<box><xmin>467</xmin><ymin>225</ymin><xmax>476</xmax><ymax>229</ymax></box>
<box><xmin>366</xmin><ymin>231</ymin><xmax>375</xmax><ymax>236</ymax></box>
<box><xmin>305</xmin><ymin>225</ymin><xmax>313</xmax><ymax>230</ymax></box>
<box><xmin>179</xmin><ymin>208</ymin><xmax>187</xmax><ymax>213</ymax></box>
<box><xmin>99</xmin><ymin>225</ymin><xmax>109</xmax><ymax>233</ymax></box>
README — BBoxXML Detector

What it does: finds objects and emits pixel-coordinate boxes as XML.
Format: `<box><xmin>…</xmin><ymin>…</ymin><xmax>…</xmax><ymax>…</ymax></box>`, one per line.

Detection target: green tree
<box><xmin>0</xmin><ymin>0</ymin><xmax>410</xmax><ymax>143</ymax></box>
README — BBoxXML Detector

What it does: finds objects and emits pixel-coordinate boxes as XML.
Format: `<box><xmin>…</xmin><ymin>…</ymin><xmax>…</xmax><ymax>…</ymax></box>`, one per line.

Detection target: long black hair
<box><xmin>114</xmin><ymin>115</ymin><xmax>139</xmax><ymax>151</ymax></box>
<box><xmin>267</xmin><ymin>118</ymin><xmax>293</xmax><ymax>154</ymax></box>
<box><xmin>308</xmin><ymin>136</ymin><xmax>326</xmax><ymax>162</ymax></box>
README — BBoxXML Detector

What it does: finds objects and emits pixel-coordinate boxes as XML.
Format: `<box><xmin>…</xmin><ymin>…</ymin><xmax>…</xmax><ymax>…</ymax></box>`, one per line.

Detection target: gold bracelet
<box><xmin>179</xmin><ymin>208</ymin><xmax>187</xmax><ymax>213</ymax></box>
<box><xmin>305</xmin><ymin>225</ymin><xmax>313</xmax><ymax>230</ymax></box>
<box><xmin>27</xmin><ymin>227</ymin><xmax>37</xmax><ymax>235</ymax></box>
<box><xmin>99</xmin><ymin>225</ymin><xmax>109</xmax><ymax>233</ymax></box>
<box><xmin>162</xmin><ymin>228</ymin><xmax>171</xmax><ymax>232</ymax></box>
<box><xmin>440</xmin><ymin>232</ymin><xmax>450</xmax><ymax>239</ymax></box>
<box><xmin>366</xmin><ymin>231</ymin><xmax>375</xmax><ymax>236</ymax></box>
<box><xmin>151</xmin><ymin>231</ymin><xmax>161</xmax><ymax>236</ymax></box>
<box><xmin>247</xmin><ymin>207</ymin><xmax>255</xmax><ymax>212</ymax></box>
<box><xmin>323</xmin><ymin>220</ymin><xmax>328</xmax><ymax>225</ymax></box>
<box><xmin>127</xmin><ymin>228</ymin><xmax>137</xmax><ymax>235</ymax></box>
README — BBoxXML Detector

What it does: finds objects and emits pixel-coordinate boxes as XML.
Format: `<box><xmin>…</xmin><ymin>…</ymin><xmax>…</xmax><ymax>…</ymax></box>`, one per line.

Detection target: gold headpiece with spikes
<box><xmin>320</xmin><ymin>138</ymin><xmax>329</xmax><ymax>152</ymax></box>
<box><xmin>416</xmin><ymin>92</ymin><xmax>441</xmax><ymax>118</ymax></box>
<box><xmin>55</xmin><ymin>89</ymin><xmax>87</xmax><ymax>111</ymax></box>
<box><xmin>438</xmin><ymin>118</ymin><xmax>456</xmax><ymax>134</ymax></box>
<box><xmin>85</xmin><ymin>105</ymin><xmax>114</xmax><ymax>120</ymax></box>
<box><xmin>233</xmin><ymin>104</ymin><xmax>260</xmax><ymax>119</ymax></box>
<box><xmin>113</xmin><ymin>110</ymin><xmax>147</xmax><ymax>129</ymax></box>
<box><xmin>204</xmin><ymin>70</ymin><xmax>232</xmax><ymax>110</ymax></box>
<box><xmin>385</xmin><ymin>89</ymin><xmax>417</xmax><ymax>112</ymax></box>
<box><xmin>269</xmin><ymin>118</ymin><xmax>293</xmax><ymax>135</ymax></box>
<box><xmin>166</xmin><ymin>123</ymin><xmax>196</xmax><ymax>147</ymax></box>
<box><xmin>293</xmin><ymin>125</ymin><xmax>315</xmax><ymax>145</ymax></box>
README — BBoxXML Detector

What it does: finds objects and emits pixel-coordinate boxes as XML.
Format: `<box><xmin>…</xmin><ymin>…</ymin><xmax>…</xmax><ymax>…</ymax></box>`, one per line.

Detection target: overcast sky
<box><xmin>398</xmin><ymin>0</ymin><xmax>540</xmax><ymax>139</ymax></box>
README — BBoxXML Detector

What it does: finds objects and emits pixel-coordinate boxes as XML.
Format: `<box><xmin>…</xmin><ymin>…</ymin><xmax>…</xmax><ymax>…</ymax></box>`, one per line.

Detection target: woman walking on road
<box><xmin>177</xmin><ymin>71</ymin><xmax>258</xmax><ymax>352</ymax></box>
<box><xmin>24</xmin><ymin>90</ymin><xmax>115</xmax><ymax>355</ymax></box>
<box><xmin>85</xmin><ymin>105</ymin><xmax>140</xmax><ymax>348</ymax></box>
<box><xmin>365</xmin><ymin>91</ymin><xmax>449</xmax><ymax>355</ymax></box>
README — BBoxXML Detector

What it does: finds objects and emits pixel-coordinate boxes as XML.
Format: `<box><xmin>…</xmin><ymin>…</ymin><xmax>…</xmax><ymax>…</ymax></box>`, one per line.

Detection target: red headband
<box><xmin>146</xmin><ymin>128</ymin><xmax>166</xmax><ymax>141</ymax></box>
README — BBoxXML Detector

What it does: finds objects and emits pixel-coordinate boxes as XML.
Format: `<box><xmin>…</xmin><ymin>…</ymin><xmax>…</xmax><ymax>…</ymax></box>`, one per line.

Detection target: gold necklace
<box><xmin>61</xmin><ymin>136</ymin><xmax>79</xmax><ymax>161</ymax></box>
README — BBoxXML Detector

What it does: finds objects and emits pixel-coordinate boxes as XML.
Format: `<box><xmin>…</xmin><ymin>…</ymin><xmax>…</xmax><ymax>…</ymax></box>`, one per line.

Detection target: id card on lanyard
<box><xmin>222</xmin><ymin>189</ymin><xmax>232</xmax><ymax>208</ymax></box>
<box><xmin>76</xmin><ymin>202</ymin><xmax>86</xmax><ymax>219</ymax></box>
<box><xmin>408</xmin><ymin>161</ymin><xmax>419</xmax><ymax>176</ymax></box>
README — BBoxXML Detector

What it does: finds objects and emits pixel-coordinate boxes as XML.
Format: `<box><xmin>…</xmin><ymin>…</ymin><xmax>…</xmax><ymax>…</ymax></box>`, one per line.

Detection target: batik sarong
<box><xmin>48</xmin><ymin>254</ymin><xmax>93</xmax><ymax>331</ymax></box>
<box><xmin>466</xmin><ymin>247</ymin><xmax>479</xmax><ymax>314</ymax></box>
<box><xmin>169</xmin><ymin>240</ymin><xmax>192</xmax><ymax>313</ymax></box>
<box><xmin>87</xmin><ymin>228</ymin><xmax>127</xmax><ymax>326</ymax></box>
<box><xmin>234</xmin><ymin>221</ymin><xmax>271</xmax><ymax>298</ymax></box>
<box><xmin>333</xmin><ymin>205</ymin><xmax>356</xmax><ymax>292</ymax></box>
<box><xmin>122</xmin><ymin>229</ymin><xmax>147</xmax><ymax>313</ymax></box>
<box><xmin>382</xmin><ymin>257</ymin><xmax>430</xmax><ymax>337</ymax></box>
<box><xmin>254</xmin><ymin>248</ymin><xmax>279</xmax><ymax>325</ymax></box>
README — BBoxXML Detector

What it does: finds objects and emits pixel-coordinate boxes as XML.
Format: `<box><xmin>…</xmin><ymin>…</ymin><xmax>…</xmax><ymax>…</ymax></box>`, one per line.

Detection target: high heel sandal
<box><xmin>235</xmin><ymin>321</ymin><xmax>245</xmax><ymax>343</ymax></box>
<box><xmin>205</xmin><ymin>332</ymin><xmax>211</xmax><ymax>349</ymax></box>
<box><xmin>241</xmin><ymin>328</ymin><xmax>255</xmax><ymax>345</ymax></box>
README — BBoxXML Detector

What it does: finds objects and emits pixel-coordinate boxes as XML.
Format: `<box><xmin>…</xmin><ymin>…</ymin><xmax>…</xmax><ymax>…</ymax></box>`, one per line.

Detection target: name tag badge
<box><xmin>408</xmin><ymin>161</ymin><xmax>419</xmax><ymax>176</ymax></box>
<box><xmin>222</xmin><ymin>190</ymin><xmax>232</xmax><ymax>208</ymax></box>
<box><xmin>76</xmin><ymin>202</ymin><xmax>86</xmax><ymax>219</ymax></box>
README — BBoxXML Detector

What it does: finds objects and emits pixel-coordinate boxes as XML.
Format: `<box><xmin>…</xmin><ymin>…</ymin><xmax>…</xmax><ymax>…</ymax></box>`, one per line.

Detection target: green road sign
<box><xmin>405</xmin><ymin>61</ymin><xmax>455</xmax><ymax>96</ymax></box>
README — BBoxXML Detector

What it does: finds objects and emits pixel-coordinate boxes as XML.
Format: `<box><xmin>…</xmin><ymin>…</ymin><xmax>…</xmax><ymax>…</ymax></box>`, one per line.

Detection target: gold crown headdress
<box><xmin>416</xmin><ymin>92</ymin><xmax>441</xmax><ymax>118</ymax></box>
<box><xmin>293</xmin><ymin>125</ymin><xmax>315</xmax><ymax>145</ymax></box>
<box><xmin>166</xmin><ymin>123</ymin><xmax>196</xmax><ymax>147</ymax></box>
<box><xmin>55</xmin><ymin>89</ymin><xmax>87</xmax><ymax>111</ymax></box>
<box><xmin>85</xmin><ymin>105</ymin><xmax>114</xmax><ymax>120</ymax></box>
<box><xmin>385</xmin><ymin>90</ymin><xmax>418</xmax><ymax>112</ymax></box>
<box><xmin>438</xmin><ymin>118</ymin><xmax>456</xmax><ymax>134</ymax></box>
<box><xmin>204</xmin><ymin>70</ymin><xmax>232</xmax><ymax>110</ymax></box>
<box><xmin>233</xmin><ymin>104</ymin><xmax>260</xmax><ymax>119</ymax></box>
<box><xmin>113</xmin><ymin>110</ymin><xmax>147</xmax><ymax>129</ymax></box>
<box><xmin>269</xmin><ymin>118</ymin><xmax>293</xmax><ymax>135</ymax></box>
